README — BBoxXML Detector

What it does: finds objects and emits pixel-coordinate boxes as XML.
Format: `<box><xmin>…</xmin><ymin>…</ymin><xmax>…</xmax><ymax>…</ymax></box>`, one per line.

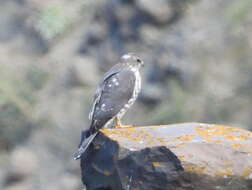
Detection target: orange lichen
<box><xmin>223</xmin><ymin>160</ymin><xmax>233</xmax><ymax>168</ymax></box>
<box><xmin>94</xmin><ymin>144</ymin><xmax>101</xmax><ymax>149</ymax></box>
<box><xmin>241</xmin><ymin>167</ymin><xmax>252</xmax><ymax>178</ymax></box>
<box><xmin>248</xmin><ymin>149</ymin><xmax>252</xmax><ymax>153</ymax></box>
<box><xmin>100</xmin><ymin>128</ymin><xmax>132</xmax><ymax>138</ymax></box>
<box><xmin>216</xmin><ymin>168</ymin><xmax>233</xmax><ymax>177</ymax></box>
<box><xmin>187</xmin><ymin>154</ymin><xmax>194</xmax><ymax>158</ymax></box>
<box><xmin>184</xmin><ymin>164</ymin><xmax>206</xmax><ymax>174</ymax></box>
<box><xmin>194</xmin><ymin>126</ymin><xmax>213</xmax><ymax>141</ymax></box>
<box><xmin>152</xmin><ymin>162</ymin><xmax>165</xmax><ymax>167</ymax></box>
<box><xmin>232</xmin><ymin>144</ymin><xmax>242</xmax><ymax>149</ymax></box>
<box><xmin>206</xmin><ymin>139</ymin><xmax>222</xmax><ymax>143</ymax></box>
<box><xmin>101</xmin><ymin>124</ymin><xmax>252</xmax><ymax>155</ymax></box>
<box><xmin>194</xmin><ymin>125</ymin><xmax>252</xmax><ymax>143</ymax></box>
<box><xmin>102</xmin><ymin>127</ymin><xmax>169</xmax><ymax>146</ymax></box>
<box><xmin>114</xmin><ymin>125</ymin><xmax>134</xmax><ymax>129</ymax></box>
<box><xmin>156</xmin><ymin>138</ymin><xmax>167</xmax><ymax>143</ymax></box>
<box><xmin>176</xmin><ymin>135</ymin><xmax>193</xmax><ymax>141</ymax></box>
<box><xmin>101</xmin><ymin>127</ymin><xmax>143</xmax><ymax>142</ymax></box>
<box><xmin>223</xmin><ymin>135</ymin><xmax>237</xmax><ymax>140</ymax></box>
<box><xmin>184</xmin><ymin>164</ymin><xmax>245</xmax><ymax>178</ymax></box>
<box><xmin>146</xmin><ymin>139</ymin><xmax>156</xmax><ymax>145</ymax></box>
<box><xmin>172</xmin><ymin>143</ymin><xmax>185</xmax><ymax>148</ymax></box>
<box><xmin>103</xmin><ymin>170</ymin><xmax>113</xmax><ymax>176</ymax></box>
<box><xmin>92</xmin><ymin>163</ymin><xmax>113</xmax><ymax>176</ymax></box>
<box><xmin>238</xmin><ymin>133</ymin><xmax>252</xmax><ymax>140</ymax></box>
<box><xmin>177</xmin><ymin>155</ymin><xmax>185</xmax><ymax>160</ymax></box>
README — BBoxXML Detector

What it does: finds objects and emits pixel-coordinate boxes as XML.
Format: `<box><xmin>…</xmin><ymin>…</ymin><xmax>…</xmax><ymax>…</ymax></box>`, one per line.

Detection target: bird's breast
<box><xmin>117</xmin><ymin>70</ymin><xmax>141</xmax><ymax>119</ymax></box>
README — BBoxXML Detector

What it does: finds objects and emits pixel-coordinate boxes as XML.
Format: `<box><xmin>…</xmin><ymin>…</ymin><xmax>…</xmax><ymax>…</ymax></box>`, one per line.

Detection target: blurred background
<box><xmin>0</xmin><ymin>0</ymin><xmax>252</xmax><ymax>189</ymax></box>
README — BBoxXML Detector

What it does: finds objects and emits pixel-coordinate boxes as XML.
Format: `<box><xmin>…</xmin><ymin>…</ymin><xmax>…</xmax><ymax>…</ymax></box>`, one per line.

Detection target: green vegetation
<box><xmin>151</xmin><ymin>80</ymin><xmax>189</xmax><ymax>124</ymax></box>
<box><xmin>37</xmin><ymin>3</ymin><xmax>71</xmax><ymax>39</ymax></box>
<box><xmin>0</xmin><ymin>64</ymin><xmax>49</xmax><ymax>149</ymax></box>
<box><xmin>226</xmin><ymin>0</ymin><xmax>252</xmax><ymax>24</ymax></box>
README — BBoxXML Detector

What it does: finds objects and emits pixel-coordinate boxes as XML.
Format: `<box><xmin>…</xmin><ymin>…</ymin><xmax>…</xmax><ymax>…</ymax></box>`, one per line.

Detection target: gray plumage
<box><xmin>74</xmin><ymin>53</ymin><xmax>143</xmax><ymax>160</ymax></box>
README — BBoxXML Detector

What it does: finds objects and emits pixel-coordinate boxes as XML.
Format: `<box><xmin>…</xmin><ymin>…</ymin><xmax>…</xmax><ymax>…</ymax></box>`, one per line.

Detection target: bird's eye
<box><xmin>137</xmin><ymin>59</ymin><xmax>141</xmax><ymax>63</ymax></box>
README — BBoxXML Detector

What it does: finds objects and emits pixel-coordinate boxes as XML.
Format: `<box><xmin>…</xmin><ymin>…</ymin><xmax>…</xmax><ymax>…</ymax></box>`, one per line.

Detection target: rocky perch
<box><xmin>80</xmin><ymin>123</ymin><xmax>252</xmax><ymax>190</ymax></box>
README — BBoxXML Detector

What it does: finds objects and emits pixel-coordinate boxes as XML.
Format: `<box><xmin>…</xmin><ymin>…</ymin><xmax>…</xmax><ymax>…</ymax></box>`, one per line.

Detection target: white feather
<box><xmin>122</xmin><ymin>54</ymin><xmax>131</xmax><ymax>60</ymax></box>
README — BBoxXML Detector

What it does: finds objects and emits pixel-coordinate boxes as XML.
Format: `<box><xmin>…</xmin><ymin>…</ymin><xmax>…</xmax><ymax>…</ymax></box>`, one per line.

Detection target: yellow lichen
<box><xmin>241</xmin><ymin>167</ymin><xmax>252</xmax><ymax>178</ymax></box>
<box><xmin>92</xmin><ymin>163</ymin><xmax>113</xmax><ymax>176</ymax></box>
<box><xmin>194</xmin><ymin>125</ymin><xmax>252</xmax><ymax>143</ymax></box>
<box><xmin>238</xmin><ymin>133</ymin><xmax>252</xmax><ymax>140</ymax></box>
<box><xmin>232</xmin><ymin>143</ymin><xmax>242</xmax><ymax>149</ymax></box>
<box><xmin>176</xmin><ymin>135</ymin><xmax>193</xmax><ymax>141</ymax></box>
<box><xmin>223</xmin><ymin>160</ymin><xmax>233</xmax><ymax>168</ymax></box>
<box><xmin>101</xmin><ymin>124</ymin><xmax>252</xmax><ymax>156</ymax></box>
<box><xmin>115</xmin><ymin>125</ymin><xmax>134</xmax><ymax>129</ymax></box>
<box><xmin>156</xmin><ymin>138</ymin><xmax>167</xmax><ymax>143</ymax></box>
<box><xmin>184</xmin><ymin>164</ymin><xmax>206</xmax><ymax>174</ymax></box>
<box><xmin>206</xmin><ymin>139</ymin><xmax>222</xmax><ymax>143</ymax></box>
<box><xmin>173</xmin><ymin>143</ymin><xmax>185</xmax><ymax>148</ymax></box>
<box><xmin>248</xmin><ymin>149</ymin><xmax>252</xmax><ymax>153</ymax></box>
<box><xmin>152</xmin><ymin>162</ymin><xmax>165</xmax><ymax>167</ymax></box>
<box><xmin>216</xmin><ymin>168</ymin><xmax>233</xmax><ymax>177</ymax></box>
<box><xmin>177</xmin><ymin>155</ymin><xmax>185</xmax><ymax>161</ymax></box>
<box><xmin>94</xmin><ymin>144</ymin><xmax>101</xmax><ymax>149</ymax></box>
<box><xmin>101</xmin><ymin>127</ymin><xmax>142</xmax><ymax>142</ymax></box>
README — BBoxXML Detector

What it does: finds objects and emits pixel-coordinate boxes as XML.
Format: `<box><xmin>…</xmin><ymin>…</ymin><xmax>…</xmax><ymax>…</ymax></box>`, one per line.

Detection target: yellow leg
<box><xmin>115</xmin><ymin>117</ymin><xmax>123</xmax><ymax>128</ymax></box>
<box><xmin>114</xmin><ymin>117</ymin><xmax>132</xmax><ymax>128</ymax></box>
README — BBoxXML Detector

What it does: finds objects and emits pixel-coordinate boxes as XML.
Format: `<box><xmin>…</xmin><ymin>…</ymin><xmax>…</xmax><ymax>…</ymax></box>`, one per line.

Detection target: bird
<box><xmin>73</xmin><ymin>53</ymin><xmax>144</xmax><ymax>160</ymax></box>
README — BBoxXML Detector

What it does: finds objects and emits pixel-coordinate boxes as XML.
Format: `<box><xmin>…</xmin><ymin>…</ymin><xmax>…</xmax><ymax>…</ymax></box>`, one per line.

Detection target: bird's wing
<box><xmin>89</xmin><ymin>68</ymin><xmax>136</xmax><ymax>133</ymax></box>
<box><xmin>88</xmin><ymin>87</ymin><xmax>102</xmax><ymax>120</ymax></box>
<box><xmin>88</xmin><ymin>64</ymin><xmax>123</xmax><ymax>120</ymax></box>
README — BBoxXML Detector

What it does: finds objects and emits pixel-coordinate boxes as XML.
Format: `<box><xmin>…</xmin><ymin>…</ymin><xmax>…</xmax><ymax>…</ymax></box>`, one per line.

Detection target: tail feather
<box><xmin>73</xmin><ymin>132</ymin><xmax>98</xmax><ymax>160</ymax></box>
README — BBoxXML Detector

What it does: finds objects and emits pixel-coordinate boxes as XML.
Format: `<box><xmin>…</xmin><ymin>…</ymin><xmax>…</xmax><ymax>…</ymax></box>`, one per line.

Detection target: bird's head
<box><xmin>120</xmin><ymin>53</ymin><xmax>144</xmax><ymax>69</ymax></box>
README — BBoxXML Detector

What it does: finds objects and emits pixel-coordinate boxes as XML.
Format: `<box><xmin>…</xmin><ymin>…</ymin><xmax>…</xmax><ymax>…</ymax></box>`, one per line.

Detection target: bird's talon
<box><xmin>115</xmin><ymin>123</ymin><xmax>123</xmax><ymax>128</ymax></box>
<box><xmin>115</xmin><ymin>117</ymin><xmax>122</xmax><ymax>128</ymax></box>
<box><xmin>115</xmin><ymin>125</ymin><xmax>131</xmax><ymax>128</ymax></box>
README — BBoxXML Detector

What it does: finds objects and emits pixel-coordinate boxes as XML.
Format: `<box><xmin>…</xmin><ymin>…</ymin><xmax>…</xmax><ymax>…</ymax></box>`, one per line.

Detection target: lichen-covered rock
<box><xmin>80</xmin><ymin>123</ymin><xmax>252</xmax><ymax>190</ymax></box>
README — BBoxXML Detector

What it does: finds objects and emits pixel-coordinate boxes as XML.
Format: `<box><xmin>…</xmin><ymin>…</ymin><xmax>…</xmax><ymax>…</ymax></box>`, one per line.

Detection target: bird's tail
<box><xmin>73</xmin><ymin>132</ymin><xmax>98</xmax><ymax>160</ymax></box>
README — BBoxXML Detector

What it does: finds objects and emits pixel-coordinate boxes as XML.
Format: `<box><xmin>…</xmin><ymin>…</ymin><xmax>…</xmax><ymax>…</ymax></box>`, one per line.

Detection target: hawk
<box><xmin>74</xmin><ymin>53</ymin><xmax>144</xmax><ymax>160</ymax></box>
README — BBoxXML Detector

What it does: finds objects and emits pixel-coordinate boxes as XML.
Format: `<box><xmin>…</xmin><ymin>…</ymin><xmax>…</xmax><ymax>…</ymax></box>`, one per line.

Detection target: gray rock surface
<box><xmin>81</xmin><ymin>123</ymin><xmax>252</xmax><ymax>190</ymax></box>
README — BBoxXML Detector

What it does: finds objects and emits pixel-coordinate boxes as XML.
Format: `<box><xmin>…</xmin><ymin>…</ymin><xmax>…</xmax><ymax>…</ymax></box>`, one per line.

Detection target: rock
<box><xmin>80</xmin><ymin>123</ymin><xmax>252</xmax><ymax>190</ymax></box>
<box><xmin>67</xmin><ymin>56</ymin><xmax>99</xmax><ymax>87</ymax></box>
<box><xmin>78</xmin><ymin>22</ymin><xmax>107</xmax><ymax>53</ymax></box>
<box><xmin>0</xmin><ymin>0</ymin><xmax>49</xmax><ymax>55</ymax></box>
<box><xmin>0</xmin><ymin>1</ymin><xmax>27</xmax><ymax>42</ymax></box>
<box><xmin>136</xmin><ymin>0</ymin><xmax>176</xmax><ymax>25</ymax></box>
<box><xmin>0</xmin><ymin>103</ymin><xmax>33</xmax><ymax>150</ymax></box>
<box><xmin>139</xmin><ymin>83</ymin><xmax>164</xmax><ymax>105</ymax></box>
<box><xmin>4</xmin><ymin>147</ymin><xmax>38</xmax><ymax>186</ymax></box>
<box><xmin>46</xmin><ymin>174</ymin><xmax>81</xmax><ymax>190</ymax></box>
<box><xmin>3</xmin><ymin>180</ymin><xmax>33</xmax><ymax>190</ymax></box>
